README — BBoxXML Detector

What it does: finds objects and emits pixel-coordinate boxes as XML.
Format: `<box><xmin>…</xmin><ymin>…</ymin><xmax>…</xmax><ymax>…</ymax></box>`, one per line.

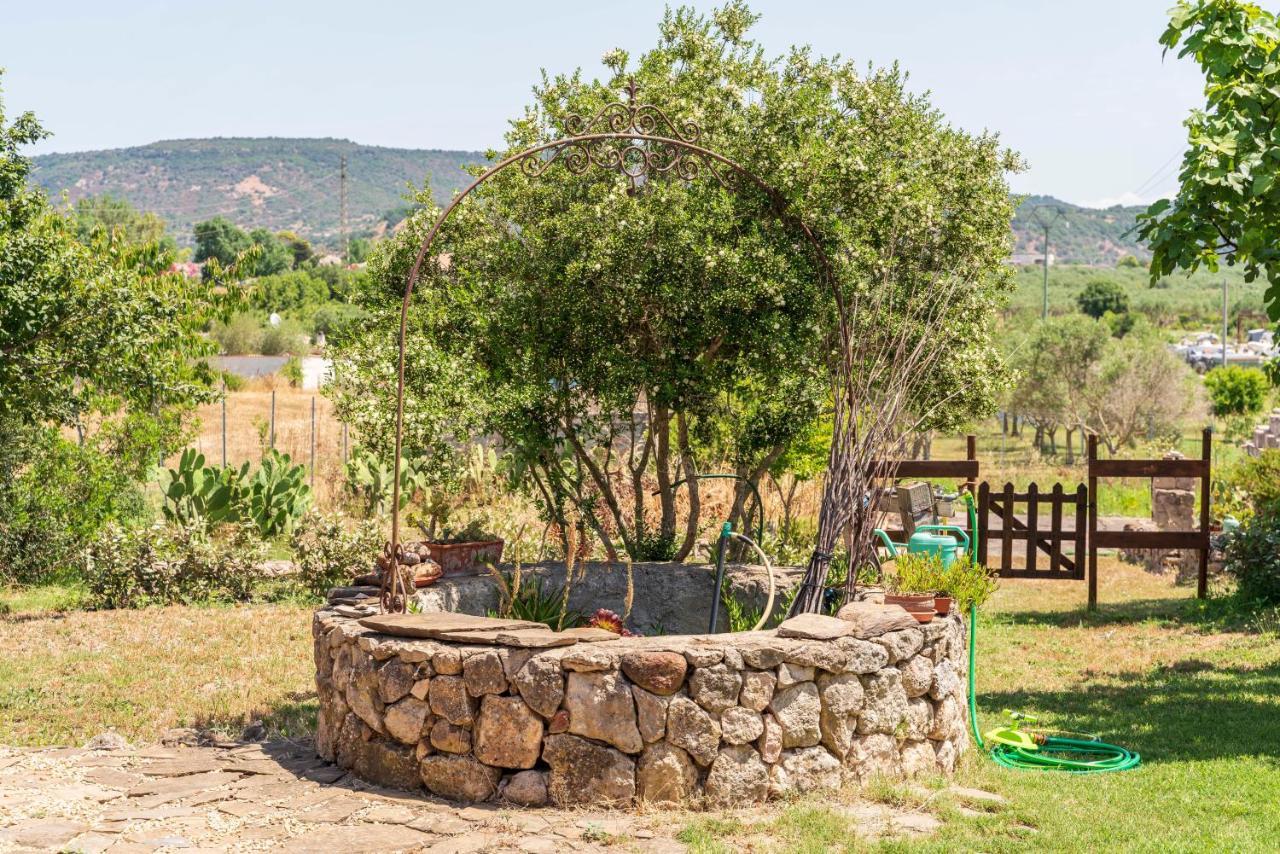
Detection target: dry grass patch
<box><xmin>0</xmin><ymin>603</ymin><xmax>315</xmax><ymax>746</ymax></box>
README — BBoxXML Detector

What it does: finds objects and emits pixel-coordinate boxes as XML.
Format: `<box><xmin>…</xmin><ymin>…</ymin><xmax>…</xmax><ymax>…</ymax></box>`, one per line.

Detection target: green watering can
<box><xmin>874</xmin><ymin>524</ymin><xmax>970</xmax><ymax>568</ymax></box>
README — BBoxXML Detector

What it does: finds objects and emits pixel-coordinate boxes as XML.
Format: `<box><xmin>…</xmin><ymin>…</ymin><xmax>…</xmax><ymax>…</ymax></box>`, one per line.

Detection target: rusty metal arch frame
<box><xmin>382</xmin><ymin>83</ymin><xmax>843</xmax><ymax>613</ymax></box>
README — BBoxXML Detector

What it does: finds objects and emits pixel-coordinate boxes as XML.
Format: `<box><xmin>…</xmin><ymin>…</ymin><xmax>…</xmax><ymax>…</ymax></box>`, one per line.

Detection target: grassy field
<box><xmin>2</xmin><ymin>560</ymin><xmax>1277</xmax><ymax>851</ymax></box>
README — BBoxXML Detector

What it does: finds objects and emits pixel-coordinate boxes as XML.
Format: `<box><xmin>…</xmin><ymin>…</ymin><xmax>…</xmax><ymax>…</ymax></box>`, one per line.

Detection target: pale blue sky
<box><xmin>3</xmin><ymin>0</ymin><xmax>1204</xmax><ymax>207</ymax></box>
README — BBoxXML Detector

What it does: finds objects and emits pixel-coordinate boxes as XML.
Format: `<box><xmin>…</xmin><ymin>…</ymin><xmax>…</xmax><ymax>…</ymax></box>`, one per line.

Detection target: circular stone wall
<box><xmin>312</xmin><ymin>605</ymin><xmax>970</xmax><ymax>808</ymax></box>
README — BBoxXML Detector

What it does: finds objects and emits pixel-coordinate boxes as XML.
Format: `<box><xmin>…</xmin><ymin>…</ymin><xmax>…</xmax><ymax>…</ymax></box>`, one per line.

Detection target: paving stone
<box><xmin>0</xmin><ymin>819</ymin><xmax>89</xmax><ymax>848</ymax></box>
<box><xmin>274</xmin><ymin>823</ymin><xmax>432</xmax><ymax>852</ymax></box>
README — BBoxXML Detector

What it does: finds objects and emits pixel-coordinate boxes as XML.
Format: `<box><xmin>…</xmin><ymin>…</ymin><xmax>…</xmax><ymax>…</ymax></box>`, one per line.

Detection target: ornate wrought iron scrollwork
<box><xmin>516</xmin><ymin>79</ymin><xmax>738</xmax><ymax>193</ymax></box>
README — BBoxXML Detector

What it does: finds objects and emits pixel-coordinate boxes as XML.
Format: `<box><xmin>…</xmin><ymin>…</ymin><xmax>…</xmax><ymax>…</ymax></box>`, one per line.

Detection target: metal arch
<box><xmin>381</xmin><ymin>84</ymin><xmax>843</xmax><ymax>613</ymax></box>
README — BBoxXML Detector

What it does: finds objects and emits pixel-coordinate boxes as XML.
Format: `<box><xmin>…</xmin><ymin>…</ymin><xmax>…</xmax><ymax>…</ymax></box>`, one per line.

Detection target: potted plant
<box><xmin>423</xmin><ymin>518</ymin><xmax>504</xmax><ymax>575</ymax></box>
<box><xmin>936</xmin><ymin>557</ymin><xmax>1000</xmax><ymax>614</ymax></box>
<box><xmin>883</xmin><ymin>552</ymin><xmax>944</xmax><ymax>622</ymax></box>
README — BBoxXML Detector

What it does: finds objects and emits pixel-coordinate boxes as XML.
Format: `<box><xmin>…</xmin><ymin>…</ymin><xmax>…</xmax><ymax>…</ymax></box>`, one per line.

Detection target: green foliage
<box><xmin>1139</xmin><ymin>1</ymin><xmax>1280</xmax><ymax>321</ymax></box>
<box><xmin>334</xmin><ymin>3</ymin><xmax>1014</xmax><ymax>561</ymax></box>
<box><xmin>1</xmin><ymin>74</ymin><xmax>218</xmax><ymax>426</ymax></box>
<box><xmin>250</xmin><ymin>270</ymin><xmax>330</xmax><ymax>313</ymax></box>
<box><xmin>248</xmin><ymin>228</ymin><xmax>293</xmax><ymax>276</ymax></box>
<box><xmin>161</xmin><ymin>450</ymin><xmax>311</xmax><ymax>538</ymax></box>
<box><xmin>1077</xmin><ymin>279</ymin><xmax>1130</xmax><ymax>319</ymax></box>
<box><xmin>243</xmin><ymin>450</ymin><xmax>313</xmax><ymax>537</ymax></box>
<box><xmin>344</xmin><ymin>447</ymin><xmax>429</xmax><ymax>517</ymax></box>
<box><xmin>885</xmin><ymin>551</ymin><xmax>998</xmax><ymax>611</ymax></box>
<box><xmin>1225</xmin><ymin>510</ymin><xmax>1280</xmax><ymax>605</ymax></box>
<box><xmin>193</xmin><ymin>216</ymin><xmax>251</xmax><ymax>268</ymax></box>
<box><xmin>161</xmin><ymin>449</ymin><xmax>243</xmax><ymax>529</ymax></box>
<box><xmin>0</xmin><ymin>422</ymin><xmax>155</xmax><ymax>584</ymax></box>
<box><xmin>276</xmin><ymin>230</ymin><xmax>314</xmax><ymax>267</ymax></box>
<box><xmin>487</xmin><ymin>571</ymin><xmax>585</xmax><ymax>629</ymax></box>
<box><xmin>1220</xmin><ymin>449</ymin><xmax>1280</xmax><ymax>521</ymax></box>
<box><xmin>280</xmin><ymin>356</ymin><xmax>303</xmax><ymax>388</ymax></box>
<box><xmin>210</xmin><ymin>313</ymin><xmax>262</xmax><ymax>355</ymax></box>
<box><xmin>259</xmin><ymin>318</ymin><xmax>308</xmax><ymax>356</ymax></box>
<box><xmin>1013</xmin><ymin>196</ymin><xmax>1150</xmax><ymax>266</ymax></box>
<box><xmin>71</xmin><ymin>194</ymin><xmax>174</xmax><ymax>251</ymax></box>
<box><xmin>289</xmin><ymin>510</ymin><xmax>383</xmax><ymax>599</ymax></box>
<box><xmin>84</xmin><ymin>521</ymin><xmax>265</xmax><ymax>609</ymax></box>
<box><xmin>1010</xmin><ymin>317</ymin><xmax>1203</xmax><ymax>453</ymax></box>
<box><xmin>218</xmin><ymin>369</ymin><xmax>246</xmax><ymax>392</ymax></box>
<box><xmin>1203</xmin><ymin>365</ymin><xmax>1268</xmax><ymax>415</ymax></box>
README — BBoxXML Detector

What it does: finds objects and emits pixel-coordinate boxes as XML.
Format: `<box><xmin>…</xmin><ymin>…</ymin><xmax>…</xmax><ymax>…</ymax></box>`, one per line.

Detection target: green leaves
<box><xmin>1141</xmin><ymin>0</ymin><xmax>1280</xmax><ymax>321</ymax></box>
<box><xmin>160</xmin><ymin>449</ymin><xmax>311</xmax><ymax>537</ymax></box>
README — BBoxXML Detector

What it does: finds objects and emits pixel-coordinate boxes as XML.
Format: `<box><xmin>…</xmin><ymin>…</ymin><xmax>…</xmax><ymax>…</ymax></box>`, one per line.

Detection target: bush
<box><xmin>280</xmin><ymin>356</ymin><xmax>303</xmax><ymax>388</ymax></box>
<box><xmin>1077</xmin><ymin>279</ymin><xmax>1129</xmax><ymax>319</ymax></box>
<box><xmin>85</xmin><ymin>522</ymin><xmax>265</xmax><ymax>609</ymax></box>
<box><xmin>0</xmin><ymin>422</ymin><xmax>154</xmax><ymax>585</ymax></box>
<box><xmin>1219</xmin><ymin>449</ymin><xmax>1280</xmax><ymax>521</ymax></box>
<box><xmin>1203</xmin><ymin>365</ymin><xmax>1269</xmax><ymax>416</ymax></box>
<box><xmin>1224</xmin><ymin>511</ymin><xmax>1280</xmax><ymax>605</ymax></box>
<box><xmin>259</xmin><ymin>319</ymin><xmax>308</xmax><ymax>356</ymax></box>
<box><xmin>290</xmin><ymin>510</ymin><xmax>384</xmax><ymax>599</ymax></box>
<box><xmin>211</xmin><ymin>313</ymin><xmax>263</xmax><ymax>355</ymax></box>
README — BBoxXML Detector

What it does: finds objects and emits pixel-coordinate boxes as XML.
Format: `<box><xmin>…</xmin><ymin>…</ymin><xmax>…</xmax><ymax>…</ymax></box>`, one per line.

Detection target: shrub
<box><xmin>211</xmin><ymin>313</ymin><xmax>263</xmax><ymax>355</ymax></box>
<box><xmin>259</xmin><ymin>319</ymin><xmax>308</xmax><ymax>356</ymax></box>
<box><xmin>1203</xmin><ymin>365</ymin><xmax>1269</xmax><ymax>416</ymax></box>
<box><xmin>280</xmin><ymin>356</ymin><xmax>303</xmax><ymax>388</ymax></box>
<box><xmin>1219</xmin><ymin>450</ymin><xmax>1280</xmax><ymax>521</ymax></box>
<box><xmin>218</xmin><ymin>369</ymin><xmax>246</xmax><ymax>392</ymax></box>
<box><xmin>1077</xmin><ymin>279</ymin><xmax>1129</xmax><ymax>319</ymax></box>
<box><xmin>0</xmin><ymin>423</ymin><xmax>152</xmax><ymax>585</ymax></box>
<box><xmin>1224</xmin><ymin>511</ymin><xmax>1280</xmax><ymax>605</ymax></box>
<box><xmin>290</xmin><ymin>511</ymin><xmax>384</xmax><ymax>599</ymax></box>
<box><xmin>85</xmin><ymin>522</ymin><xmax>265</xmax><ymax>609</ymax></box>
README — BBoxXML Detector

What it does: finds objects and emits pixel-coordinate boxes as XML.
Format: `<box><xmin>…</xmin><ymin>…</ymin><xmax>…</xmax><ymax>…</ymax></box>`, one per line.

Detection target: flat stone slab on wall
<box><xmin>413</xmin><ymin>560</ymin><xmax>806</xmax><ymax>636</ymax></box>
<box><xmin>313</xmin><ymin>607</ymin><xmax>971</xmax><ymax>809</ymax></box>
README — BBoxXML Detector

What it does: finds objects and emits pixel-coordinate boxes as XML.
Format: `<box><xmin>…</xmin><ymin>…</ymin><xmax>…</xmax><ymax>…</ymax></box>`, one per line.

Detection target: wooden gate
<box><xmin>976</xmin><ymin>482</ymin><xmax>1088</xmax><ymax>580</ymax></box>
<box><xmin>1087</xmin><ymin>428</ymin><xmax>1212</xmax><ymax>609</ymax></box>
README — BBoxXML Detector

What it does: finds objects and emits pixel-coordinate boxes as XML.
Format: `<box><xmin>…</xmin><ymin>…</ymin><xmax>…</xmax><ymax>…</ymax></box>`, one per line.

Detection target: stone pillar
<box><xmin>1151</xmin><ymin>451</ymin><xmax>1198</xmax><ymax>582</ymax></box>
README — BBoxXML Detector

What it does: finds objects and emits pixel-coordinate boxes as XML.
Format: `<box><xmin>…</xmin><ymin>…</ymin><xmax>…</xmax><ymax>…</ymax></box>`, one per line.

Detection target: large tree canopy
<box><xmin>1139</xmin><ymin>0</ymin><xmax>1280</xmax><ymax>320</ymax></box>
<box><xmin>331</xmin><ymin>2</ymin><xmax>1018</xmax><ymax>567</ymax></box>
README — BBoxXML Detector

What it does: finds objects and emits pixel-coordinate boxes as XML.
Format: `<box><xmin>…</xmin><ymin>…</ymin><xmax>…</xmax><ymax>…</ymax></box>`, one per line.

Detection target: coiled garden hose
<box><xmin>967</xmin><ymin>604</ymin><xmax>1141</xmax><ymax>773</ymax></box>
<box><xmin>730</xmin><ymin>531</ymin><xmax>776</xmax><ymax>632</ymax></box>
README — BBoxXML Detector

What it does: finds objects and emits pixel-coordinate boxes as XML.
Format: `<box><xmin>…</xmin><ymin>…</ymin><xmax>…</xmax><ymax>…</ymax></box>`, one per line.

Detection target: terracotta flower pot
<box><xmin>934</xmin><ymin>596</ymin><xmax>953</xmax><ymax>616</ymax></box>
<box><xmin>884</xmin><ymin>593</ymin><xmax>935</xmax><ymax>623</ymax></box>
<box><xmin>426</xmin><ymin>539</ymin><xmax>505</xmax><ymax>575</ymax></box>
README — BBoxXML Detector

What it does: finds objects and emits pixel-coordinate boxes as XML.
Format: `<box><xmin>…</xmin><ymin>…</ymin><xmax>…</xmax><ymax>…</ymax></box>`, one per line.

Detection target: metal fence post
<box><xmin>310</xmin><ymin>396</ymin><xmax>316</xmax><ymax>488</ymax></box>
<box><xmin>270</xmin><ymin>389</ymin><xmax>276</xmax><ymax>451</ymax></box>
<box><xmin>221</xmin><ymin>387</ymin><xmax>227</xmax><ymax>468</ymax></box>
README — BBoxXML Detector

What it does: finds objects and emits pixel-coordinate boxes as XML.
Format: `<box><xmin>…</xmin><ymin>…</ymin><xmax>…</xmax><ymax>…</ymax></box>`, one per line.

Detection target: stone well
<box><xmin>312</xmin><ymin>605</ymin><xmax>970</xmax><ymax>808</ymax></box>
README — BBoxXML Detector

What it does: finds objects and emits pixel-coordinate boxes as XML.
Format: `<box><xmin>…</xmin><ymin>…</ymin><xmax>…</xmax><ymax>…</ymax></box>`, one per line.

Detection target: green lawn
<box><xmin>682</xmin><ymin>562</ymin><xmax>1280</xmax><ymax>852</ymax></box>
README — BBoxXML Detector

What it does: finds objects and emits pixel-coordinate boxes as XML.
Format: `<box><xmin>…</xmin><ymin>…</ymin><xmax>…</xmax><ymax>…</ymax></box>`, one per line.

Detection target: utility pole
<box><xmin>1222</xmin><ymin>279</ymin><xmax>1228</xmax><ymax>370</ymax></box>
<box><xmin>339</xmin><ymin>155</ymin><xmax>349</xmax><ymax>263</ymax></box>
<box><xmin>1031</xmin><ymin>206</ymin><xmax>1064</xmax><ymax>320</ymax></box>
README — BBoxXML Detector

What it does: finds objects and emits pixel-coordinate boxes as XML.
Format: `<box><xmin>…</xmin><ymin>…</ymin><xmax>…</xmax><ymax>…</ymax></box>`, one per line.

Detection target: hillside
<box><xmin>31</xmin><ymin>138</ymin><xmax>1154</xmax><ymax>263</ymax></box>
<box><xmin>1012</xmin><ymin>195</ymin><xmax>1149</xmax><ymax>266</ymax></box>
<box><xmin>29</xmin><ymin>138</ymin><xmax>484</xmax><ymax>249</ymax></box>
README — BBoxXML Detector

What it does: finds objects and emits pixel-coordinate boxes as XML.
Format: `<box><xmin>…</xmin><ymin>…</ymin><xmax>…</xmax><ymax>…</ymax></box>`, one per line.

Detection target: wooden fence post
<box><xmin>1087</xmin><ymin>434</ymin><xmax>1098</xmax><ymax>611</ymax></box>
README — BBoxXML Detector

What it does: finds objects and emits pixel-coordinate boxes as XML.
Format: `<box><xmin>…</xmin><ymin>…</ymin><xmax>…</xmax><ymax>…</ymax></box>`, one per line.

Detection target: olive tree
<box><xmin>331</xmin><ymin>3</ymin><xmax>1018</xmax><ymax>578</ymax></box>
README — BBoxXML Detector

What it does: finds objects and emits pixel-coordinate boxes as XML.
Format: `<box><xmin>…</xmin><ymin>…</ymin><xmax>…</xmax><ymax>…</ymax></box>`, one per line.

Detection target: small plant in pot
<box><xmin>884</xmin><ymin>552</ymin><xmax>945</xmax><ymax>622</ymax></box>
<box><xmin>938</xmin><ymin>557</ymin><xmax>1000</xmax><ymax>614</ymax></box>
<box><xmin>421</xmin><ymin>518</ymin><xmax>504</xmax><ymax>575</ymax></box>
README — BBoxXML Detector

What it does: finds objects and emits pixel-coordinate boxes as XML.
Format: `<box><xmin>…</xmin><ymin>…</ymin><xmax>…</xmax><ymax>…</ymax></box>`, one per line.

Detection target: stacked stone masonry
<box><xmin>312</xmin><ymin>608</ymin><xmax>970</xmax><ymax>808</ymax></box>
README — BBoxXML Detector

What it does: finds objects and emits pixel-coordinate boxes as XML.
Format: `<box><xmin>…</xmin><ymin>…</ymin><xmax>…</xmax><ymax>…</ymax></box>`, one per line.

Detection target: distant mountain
<box><xmin>29</xmin><ymin>139</ymin><xmax>1154</xmax><ymax>265</ymax></box>
<box><xmin>1011</xmin><ymin>195</ymin><xmax>1149</xmax><ymax>266</ymax></box>
<box><xmin>29</xmin><ymin>138</ymin><xmax>485</xmax><ymax>249</ymax></box>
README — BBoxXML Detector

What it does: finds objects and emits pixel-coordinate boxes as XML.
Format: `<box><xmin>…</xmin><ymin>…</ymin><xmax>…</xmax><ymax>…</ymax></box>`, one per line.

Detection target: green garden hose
<box><xmin>966</xmin><ymin>604</ymin><xmax>1141</xmax><ymax>773</ymax></box>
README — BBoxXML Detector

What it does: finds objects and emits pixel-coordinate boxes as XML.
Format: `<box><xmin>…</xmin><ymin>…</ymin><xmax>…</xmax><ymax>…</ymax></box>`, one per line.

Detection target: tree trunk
<box><xmin>673</xmin><ymin>412</ymin><xmax>700</xmax><ymax>562</ymax></box>
<box><xmin>652</xmin><ymin>402</ymin><xmax>676</xmax><ymax>542</ymax></box>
